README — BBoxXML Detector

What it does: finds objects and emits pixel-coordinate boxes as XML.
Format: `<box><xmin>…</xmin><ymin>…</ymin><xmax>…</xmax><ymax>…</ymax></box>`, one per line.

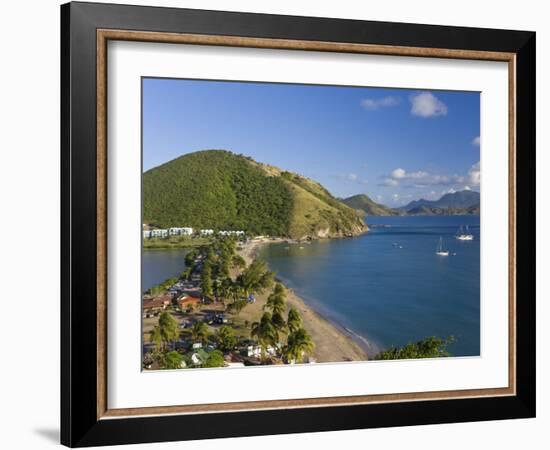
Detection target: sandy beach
<box><xmin>237</xmin><ymin>239</ymin><xmax>369</xmax><ymax>362</ymax></box>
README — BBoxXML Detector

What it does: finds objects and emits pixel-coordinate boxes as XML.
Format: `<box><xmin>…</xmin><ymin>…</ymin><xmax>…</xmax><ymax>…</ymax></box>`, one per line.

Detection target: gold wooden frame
<box><xmin>96</xmin><ymin>29</ymin><xmax>516</xmax><ymax>420</ymax></box>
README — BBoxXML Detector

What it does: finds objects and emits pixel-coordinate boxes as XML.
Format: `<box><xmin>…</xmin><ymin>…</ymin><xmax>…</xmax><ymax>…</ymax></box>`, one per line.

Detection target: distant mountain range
<box><xmin>339</xmin><ymin>194</ymin><xmax>401</xmax><ymax>216</ymax></box>
<box><xmin>143</xmin><ymin>150</ymin><xmax>367</xmax><ymax>240</ymax></box>
<box><xmin>341</xmin><ymin>190</ymin><xmax>480</xmax><ymax>216</ymax></box>
<box><xmin>406</xmin><ymin>203</ymin><xmax>480</xmax><ymax>216</ymax></box>
<box><xmin>397</xmin><ymin>190</ymin><xmax>480</xmax><ymax>211</ymax></box>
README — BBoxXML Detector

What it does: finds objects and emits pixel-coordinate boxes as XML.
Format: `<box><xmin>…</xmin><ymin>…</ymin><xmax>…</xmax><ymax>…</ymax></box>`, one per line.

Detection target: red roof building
<box><xmin>177</xmin><ymin>295</ymin><xmax>201</xmax><ymax>309</ymax></box>
<box><xmin>142</xmin><ymin>294</ymin><xmax>171</xmax><ymax>313</ymax></box>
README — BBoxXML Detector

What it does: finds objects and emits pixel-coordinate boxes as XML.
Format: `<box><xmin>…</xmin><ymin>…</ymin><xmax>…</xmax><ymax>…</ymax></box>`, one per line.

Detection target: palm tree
<box><xmin>218</xmin><ymin>277</ymin><xmax>232</xmax><ymax>306</ymax></box>
<box><xmin>237</xmin><ymin>260</ymin><xmax>274</xmax><ymax>299</ymax></box>
<box><xmin>231</xmin><ymin>254</ymin><xmax>246</xmax><ymax>269</ymax></box>
<box><xmin>212</xmin><ymin>279</ymin><xmax>221</xmax><ymax>303</ymax></box>
<box><xmin>149</xmin><ymin>325</ymin><xmax>163</xmax><ymax>352</ymax></box>
<box><xmin>271</xmin><ymin>311</ymin><xmax>287</xmax><ymax>333</ymax></box>
<box><xmin>158</xmin><ymin>311</ymin><xmax>179</xmax><ymax>350</ymax></box>
<box><xmin>229</xmin><ymin>282</ymin><xmax>243</xmax><ymax>304</ymax></box>
<box><xmin>216</xmin><ymin>326</ymin><xmax>237</xmax><ymax>352</ymax></box>
<box><xmin>287</xmin><ymin>307</ymin><xmax>302</xmax><ymax>334</ymax></box>
<box><xmin>191</xmin><ymin>321</ymin><xmax>209</xmax><ymax>344</ymax></box>
<box><xmin>264</xmin><ymin>283</ymin><xmax>286</xmax><ymax>316</ymax></box>
<box><xmin>283</xmin><ymin>328</ymin><xmax>314</xmax><ymax>363</ymax></box>
<box><xmin>251</xmin><ymin>312</ymin><xmax>279</xmax><ymax>360</ymax></box>
<box><xmin>200</xmin><ymin>262</ymin><xmax>213</xmax><ymax>299</ymax></box>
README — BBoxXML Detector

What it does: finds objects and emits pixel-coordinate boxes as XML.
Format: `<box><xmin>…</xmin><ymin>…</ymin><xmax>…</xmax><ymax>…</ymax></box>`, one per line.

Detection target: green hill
<box><xmin>143</xmin><ymin>150</ymin><xmax>367</xmax><ymax>240</ymax></box>
<box><xmin>340</xmin><ymin>194</ymin><xmax>401</xmax><ymax>216</ymax></box>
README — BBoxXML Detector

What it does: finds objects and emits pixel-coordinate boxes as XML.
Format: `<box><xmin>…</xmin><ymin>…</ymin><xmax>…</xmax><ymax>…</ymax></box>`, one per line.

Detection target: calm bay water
<box><xmin>142</xmin><ymin>249</ymin><xmax>189</xmax><ymax>292</ymax></box>
<box><xmin>258</xmin><ymin>216</ymin><xmax>480</xmax><ymax>357</ymax></box>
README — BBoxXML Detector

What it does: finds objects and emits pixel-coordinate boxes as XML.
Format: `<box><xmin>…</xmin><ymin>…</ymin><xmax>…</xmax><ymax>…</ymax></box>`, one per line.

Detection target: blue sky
<box><xmin>143</xmin><ymin>78</ymin><xmax>480</xmax><ymax>207</ymax></box>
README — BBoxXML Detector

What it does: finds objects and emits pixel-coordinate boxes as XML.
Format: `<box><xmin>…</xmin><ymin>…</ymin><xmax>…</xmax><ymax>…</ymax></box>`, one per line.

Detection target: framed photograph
<box><xmin>61</xmin><ymin>2</ymin><xmax>535</xmax><ymax>447</ymax></box>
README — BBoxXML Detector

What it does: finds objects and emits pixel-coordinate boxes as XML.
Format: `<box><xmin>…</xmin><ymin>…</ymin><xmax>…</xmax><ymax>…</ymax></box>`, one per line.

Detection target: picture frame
<box><xmin>61</xmin><ymin>1</ymin><xmax>536</xmax><ymax>447</ymax></box>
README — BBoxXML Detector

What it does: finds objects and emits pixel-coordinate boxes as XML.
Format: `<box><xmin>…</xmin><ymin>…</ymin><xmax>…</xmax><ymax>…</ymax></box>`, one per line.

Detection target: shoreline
<box><xmin>238</xmin><ymin>238</ymin><xmax>370</xmax><ymax>362</ymax></box>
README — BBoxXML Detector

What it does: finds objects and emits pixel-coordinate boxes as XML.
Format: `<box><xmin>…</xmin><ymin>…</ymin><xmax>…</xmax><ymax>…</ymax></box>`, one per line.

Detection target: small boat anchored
<box><xmin>435</xmin><ymin>237</ymin><xmax>449</xmax><ymax>256</ymax></box>
<box><xmin>455</xmin><ymin>225</ymin><xmax>474</xmax><ymax>241</ymax></box>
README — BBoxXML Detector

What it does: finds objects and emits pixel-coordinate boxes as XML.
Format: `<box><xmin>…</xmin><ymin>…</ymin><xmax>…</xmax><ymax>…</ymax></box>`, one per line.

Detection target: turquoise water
<box><xmin>142</xmin><ymin>249</ymin><xmax>189</xmax><ymax>292</ymax></box>
<box><xmin>258</xmin><ymin>216</ymin><xmax>480</xmax><ymax>357</ymax></box>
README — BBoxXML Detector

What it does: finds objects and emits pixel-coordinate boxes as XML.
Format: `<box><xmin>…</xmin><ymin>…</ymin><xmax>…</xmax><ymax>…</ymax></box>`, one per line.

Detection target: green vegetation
<box><xmin>143</xmin><ymin>150</ymin><xmax>292</xmax><ymax>236</ymax></box>
<box><xmin>280</xmin><ymin>171</ymin><xmax>366</xmax><ymax>238</ymax></box>
<box><xmin>286</xmin><ymin>307</ymin><xmax>302</xmax><ymax>334</ymax></box>
<box><xmin>283</xmin><ymin>328</ymin><xmax>315</xmax><ymax>363</ymax></box>
<box><xmin>163</xmin><ymin>351</ymin><xmax>184</xmax><ymax>369</ymax></box>
<box><xmin>143</xmin><ymin>150</ymin><xmax>366</xmax><ymax>239</ymax></box>
<box><xmin>215</xmin><ymin>326</ymin><xmax>237</xmax><ymax>352</ymax></box>
<box><xmin>265</xmin><ymin>283</ymin><xmax>286</xmax><ymax>315</ymax></box>
<box><xmin>149</xmin><ymin>312</ymin><xmax>179</xmax><ymax>352</ymax></box>
<box><xmin>236</xmin><ymin>260</ymin><xmax>274</xmax><ymax>299</ymax></box>
<box><xmin>340</xmin><ymin>194</ymin><xmax>401</xmax><ymax>216</ymax></box>
<box><xmin>190</xmin><ymin>321</ymin><xmax>209</xmax><ymax>344</ymax></box>
<box><xmin>147</xmin><ymin>276</ymin><xmax>179</xmax><ymax>296</ymax></box>
<box><xmin>143</xmin><ymin>235</ymin><xmax>319</xmax><ymax>370</ymax></box>
<box><xmin>202</xmin><ymin>350</ymin><xmax>225</xmax><ymax>368</ymax></box>
<box><xmin>374</xmin><ymin>336</ymin><xmax>454</xmax><ymax>360</ymax></box>
<box><xmin>251</xmin><ymin>312</ymin><xmax>279</xmax><ymax>358</ymax></box>
<box><xmin>143</xmin><ymin>236</ymin><xmax>212</xmax><ymax>249</ymax></box>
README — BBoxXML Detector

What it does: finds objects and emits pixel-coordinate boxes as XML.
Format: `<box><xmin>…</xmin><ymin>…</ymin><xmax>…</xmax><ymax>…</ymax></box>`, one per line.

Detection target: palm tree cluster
<box><xmin>149</xmin><ymin>311</ymin><xmax>179</xmax><ymax>353</ymax></box>
<box><xmin>252</xmin><ymin>282</ymin><xmax>315</xmax><ymax>364</ymax></box>
<box><xmin>189</xmin><ymin>237</ymin><xmax>275</xmax><ymax>314</ymax></box>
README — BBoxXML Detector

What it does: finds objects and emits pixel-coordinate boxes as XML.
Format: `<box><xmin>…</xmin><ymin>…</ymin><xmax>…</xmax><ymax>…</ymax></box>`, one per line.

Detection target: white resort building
<box><xmin>143</xmin><ymin>226</ymin><xmax>245</xmax><ymax>239</ymax></box>
<box><xmin>169</xmin><ymin>227</ymin><xmax>193</xmax><ymax>236</ymax></box>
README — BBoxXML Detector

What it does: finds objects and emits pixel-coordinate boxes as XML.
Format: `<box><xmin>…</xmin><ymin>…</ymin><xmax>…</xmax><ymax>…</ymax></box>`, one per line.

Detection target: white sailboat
<box><xmin>456</xmin><ymin>225</ymin><xmax>474</xmax><ymax>241</ymax></box>
<box><xmin>435</xmin><ymin>237</ymin><xmax>449</xmax><ymax>256</ymax></box>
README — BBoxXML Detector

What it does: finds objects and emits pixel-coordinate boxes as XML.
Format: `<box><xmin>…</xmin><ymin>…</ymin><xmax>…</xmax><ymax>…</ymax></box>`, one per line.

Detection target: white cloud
<box><xmin>379</xmin><ymin>168</ymin><xmax>460</xmax><ymax>187</ymax></box>
<box><xmin>472</xmin><ymin>136</ymin><xmax>481</xmax><ymax>147</ymax></box>
<box><xmin>468</xmin><ymin>161</ymin><xmax>480</xmax><ymax>186</ymax></box>
<box><xmin>336</xmin><ymin>173</ymin><xmax>368</xmax><ymax>186</ymax></box>
<box><xmin>391</xmin><ymin>168</ymin><xmax>406</xmax><ymax>179</ymax></box>
<box><xmin>337</xmin><ymin>173</ymin><xmax>358</xmax><ymax>181</ymax></box>
<box><xmin>463</xmin><ymin>185</ymin><xmax>471</xmax><ymax>191</ymax></box>
<box><xmin>378</xmin><ymin>178</ymin><xmax>399</xmax><ymax>187</ymax></box>
<box><xmin>409</xmin><ymin>92</ymin><xmax>448</xmax><ymax>118</ymax></box>
<box><xmin>361</xmin><ymin>96</ymin><xmax>400</xmax><ymax>111</ymax></box>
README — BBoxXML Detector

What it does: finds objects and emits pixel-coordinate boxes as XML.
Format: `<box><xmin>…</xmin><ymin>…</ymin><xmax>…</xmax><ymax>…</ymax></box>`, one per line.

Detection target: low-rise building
<box><xmin>200</xmin><ymin>229</ymin><xmax>214</xmax><ymax>236</ymax></box>
<box><xmin>142</xmin><ymin>294</ymin><xmax>172</xmax><ymax>316</ymax></box>
<box><xmin>177</xmin><ymin>294</ymin><xmax>201</xmax><ymax>310</ymax></box>
<box><xmin>169</xmin><ymin>227</ymin><xmax>193</xmax><ymax>236</ymax></box>
<box><xmin>247</xmin><ymin>345</ymin><xmax>277</xmax><ymax>358</ymax></box>
<box><xmin>151</xmin><ymin>229</ymin><xmax>168</xmax><ymax>238</ymax></box>
<box><xmin>218</xmin><ymin>230</ymin><xmax>245</xmax><ymax>236</ymax></box>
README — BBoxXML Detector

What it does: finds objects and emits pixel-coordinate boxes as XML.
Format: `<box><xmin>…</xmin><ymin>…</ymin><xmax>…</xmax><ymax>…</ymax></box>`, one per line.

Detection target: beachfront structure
<box><xmin>144</xmin><ymin>227</ymin><xmax>244</xmax><ymax>239</ymax></box>
<box><xmin>169</xmin><ymin>227</ymin><xmax>193</xmax><ymax>236</ymax></box>
<box><xmin>151</xmin><ymin>229</ymin><xmax>168</xmax><ymax>238</ymax></box>
<box><xmin>218</xmin><ymin>230</ymin><xmax>245</xmax><ymax>236</ymax></box>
